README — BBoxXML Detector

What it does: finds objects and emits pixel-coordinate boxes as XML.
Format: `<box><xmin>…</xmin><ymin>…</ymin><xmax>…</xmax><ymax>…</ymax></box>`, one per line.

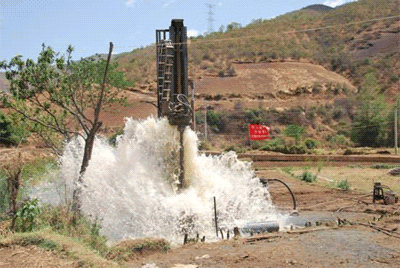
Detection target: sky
<box><xmin>0</xmin><ymin>0</ymin><xmax>358</xmax><ymax>63</ymax></box>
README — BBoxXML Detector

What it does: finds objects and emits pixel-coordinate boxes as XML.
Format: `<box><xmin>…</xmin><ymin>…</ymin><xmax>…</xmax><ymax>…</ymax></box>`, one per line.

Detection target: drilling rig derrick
<box><xmin>156</xmin><ymin>19</ymin><xmax>192</xmax><ymax>127</ymax></box>
<box><xmin>156</xmin><ymin>19</ymin><xmax>192</xmax><ymax>189</ymax></box>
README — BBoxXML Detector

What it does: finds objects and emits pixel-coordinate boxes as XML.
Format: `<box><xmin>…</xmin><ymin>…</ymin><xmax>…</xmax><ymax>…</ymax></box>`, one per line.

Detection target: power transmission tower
<box><xmin>206</xmin><ymin>3</ymin><xmax>215</xmax><ymax>34</ymax></box>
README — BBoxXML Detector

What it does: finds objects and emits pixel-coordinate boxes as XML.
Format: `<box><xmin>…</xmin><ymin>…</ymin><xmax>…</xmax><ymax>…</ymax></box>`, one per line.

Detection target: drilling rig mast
<box><xmin>156</xmin><ymin>19</ymin><xmax>192</xmax><ymax>189</ymax></box>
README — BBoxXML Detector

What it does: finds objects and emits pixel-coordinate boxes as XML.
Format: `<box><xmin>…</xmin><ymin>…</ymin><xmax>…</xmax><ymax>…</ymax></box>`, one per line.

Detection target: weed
<box><xmin>335</xmin><ymin>180</ymin><xmax>350</xmax><ymax>190</ymax></box>
<box><xmin>108</xmin><ymin>128</ymin><xmax>124</xmax><ymax>146</ymax></box>
<box><xmin>300</xmin><ymin>171</ymin><xmax>317</xmax><ymax>183</ymax></box>
<box><xmin>14</xmin><ymin>198</ymin><xmax>41</xmax><ymax>232</ymax></box>
<box><xmin>21</xmin><ymin>158</ymin><xmax>59</xmax><ymax>185</ymax></box>
<box><xmin>347</xmin><ymin>164</ymin><xmax>363</xmax><ymax>168</ymax></box>
<box><xmin>224</xmin><ymin>144</ymin><xmax>245</xmax><ymax>153</ymax></box>
<box><xmin>317</xmin><ymin>161</ymin><xmax>324</xmax><ymax>174</ymax></box>
<box><xmin>304</xmin><ymin>138</ymin><xmax>318</xmax><ymax>149</ymax></box>
<box><xmin>281</xmin><ymin>166</ymin><xmax>294</xmax><ymax>177</ymax></box>
<box><xmin>370</xmin><ymin>163</ymin><xmax>398</xmax><ymax>169</ymax></box>
<box><xmin>0</xmin><ymin>174</ymin><xmax>9</xmax><ymax>212</ymax></box>
<box><xmin>198</xmin><ymin>140</ymin><xmax>211</xmax><ymax>151</ymax></box>
<box><xmin>106</xmin><ymin>238</ymin><xmax>170</xmax><ymax>261</ymax></box>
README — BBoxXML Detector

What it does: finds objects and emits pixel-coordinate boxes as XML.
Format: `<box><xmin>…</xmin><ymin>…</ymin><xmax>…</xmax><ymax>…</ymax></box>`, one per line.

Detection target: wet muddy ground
<box><xmin>1</xmin><ymin>161</ymin><xmax>399</xmax><ymax>267</ymax></box>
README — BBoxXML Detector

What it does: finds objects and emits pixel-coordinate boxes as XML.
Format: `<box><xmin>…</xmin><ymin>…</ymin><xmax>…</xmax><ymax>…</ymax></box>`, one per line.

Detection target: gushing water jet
<box><xmin>32</xmin><ymin>20</ymin><xmax>287</xmax><ymax>244</ymax></box>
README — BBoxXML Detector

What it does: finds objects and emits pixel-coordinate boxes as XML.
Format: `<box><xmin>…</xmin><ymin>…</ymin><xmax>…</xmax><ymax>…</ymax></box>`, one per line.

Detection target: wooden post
<box><xmin>395</xmin><ymin>105</ymin><xmax>398</xmax><ymax>155</ymax></box>
<box><xmin>205</xmin><ymin>102</ymin><xmax>208</xmax><ymax>140</ymax></box>
<box><xmin>248</xmin><ymin>124</ymin><xmax>252</xmax><ymax>149</ymax></box>
<box><xmin>190</xmin><ymin>80</ymin><xmax>195</xmax><ymax>131</ymax></box>
<box><xmin>214</xmin><ymin>196</ymin><xmax>218</xmax><ymax>238</ymax></box>
<box><xmin>233</xmin><ymin>227</ymin><xmax>240</xmax><ymax>238</ymax></box>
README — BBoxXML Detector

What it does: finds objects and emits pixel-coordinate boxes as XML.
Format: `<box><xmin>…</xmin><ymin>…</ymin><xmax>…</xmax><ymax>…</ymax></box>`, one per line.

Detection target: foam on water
<box><xmin>36</xmin><ymin>117</ymin><xmax>285</xmax><ymax>242</ymax></box>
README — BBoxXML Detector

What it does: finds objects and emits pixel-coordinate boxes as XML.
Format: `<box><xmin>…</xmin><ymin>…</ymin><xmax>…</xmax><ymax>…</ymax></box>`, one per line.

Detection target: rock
<box><xmin>172</xmin><ymin>265</ymin><xmax>198</xmax><ymax>268</ymax></box>
<box><xmin>141</xmin><ymin>264</ymin><xmax>158</xmax><ymax>268</ymax></box>
<box><xmin>286</xmin><ymin>260</ymin><xmax>298</xmax><ymax>265</ymax></box>
<box><xmin>389</xmin><ymin>168</ymin><xmax>400</xmax><ymax>176</ymax></box>
<box><xmin>195</xmin><ymin>254</ymin><xmax>210</xmax><ymax>260</ymax></box>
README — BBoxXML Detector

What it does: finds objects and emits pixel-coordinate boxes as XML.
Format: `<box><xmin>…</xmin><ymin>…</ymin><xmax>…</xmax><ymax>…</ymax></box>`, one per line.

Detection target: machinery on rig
<box><xmin>156</xmin><ymin>19</ymin><xmax>193</xmax><ymax>189</ymax></box>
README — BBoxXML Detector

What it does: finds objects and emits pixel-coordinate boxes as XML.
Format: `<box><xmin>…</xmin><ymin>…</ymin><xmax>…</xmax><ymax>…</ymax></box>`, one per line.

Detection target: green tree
<box><xmin>0</xmin><ymin>42</ymin><xmax>127</xmax><ymax>212</ymax></box>
<box><xmin>350</xmin><ymin>72</ymin><xmax>389</xmax><ymax>147</ymax></box>
<box><xmin>226</xmin><ymin>22</ymin><xmax>242</xmax><ymax>32</ymax></box>
<box><xmin>284</xmin><ymin>124</ymin><xmax>305</xmax><ymax>145</ymax></box>
<box><xmin>0</xmin><ymin>110</ymin><xmax>29</xmax><ymax>146</ymax></box>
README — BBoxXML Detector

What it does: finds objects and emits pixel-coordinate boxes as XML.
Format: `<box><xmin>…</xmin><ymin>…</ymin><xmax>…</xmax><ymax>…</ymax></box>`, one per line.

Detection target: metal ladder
<box><xmin>157</xmin><ymin>40</ymin><xmax>174</xmax><ymax>106</ymax></box>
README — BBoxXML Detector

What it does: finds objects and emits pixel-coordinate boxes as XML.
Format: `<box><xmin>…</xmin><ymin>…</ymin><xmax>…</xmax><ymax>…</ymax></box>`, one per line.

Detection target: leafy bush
<box><xmin>108</xmin><ymin>128</ymin><xmax>124</xmax><ymax>146</ymax></box>
<box><xmin>336</xmin><ymin>180</ymin><xmax>350</xmax><ymax>190</ymax></box>
<box><xmin>106</xmin><ymin>238</ymin><xmax>170</xmax><ymax>261</ymax></box>
<box><xmin>38</xmin><ymin>205</ymin><xmax>108</xmax><ymax>254</ymax></box>
<box><xmin>250</xmin><ymin>140</ymin><xmax>263</xmax><ymax>150</ymax></box>
<box><xmin>14</xmin><ymin>198</ymin><xmax>41</xmax><ymax>232</ymax></box>
<box><xmin>260</xmin><ymin>138</ymin><xmax>285</xmax><ymax>152</ymax></box>
<box><xmin>304</xmin><ymin>138</ymin><xmax>318</xmax><ymax>149</ymax></box>
<box><xmin>300</xmin><ymin>171</ymin><xmax>317</xmax><ymax>183</ymax></box>
<box><xmin>370</xmin><ymin>163</ymin><xmax>398</xmax><ymax>169</ymax></box>
<box><xmin>278</xmin><ymin>108</ymin><xmax>304</xmax><ymax>125</ymax></box>
<box><xmin>287</xmin><ymin>145</ymin><xmax>306</xmax><ymax>154</ymax></box>
<box><xmin>261</xmin><ymin>139</ymin><xmax>306</xmax><ymax>154</ymax></box>
<box><xmin>226</xmin><ymin>22</ymin><xmax>242</xmax><ymax>32</ymax></box>
<box><xmin>244</xmin><ymin>109</ymin><xmax>262</xmax><ymax>125</ymax></box>
<box><xmin>284</xmin><ymin>124</ymin><xmax>305</xmax><ymax>145</ymax></box>
<box><xmin>0</xmin><ymin>111</ymin><xmax>30</xmax><ymax>146</ymax></box>
<box><xmin>198</xmin><ymin>140</ymin><xmax>211</xmax><ymax>151</ymax></box>
<box><xmin>224</xmin><ymin>144</ymin><xmax>245</xmax><ymax>153</ymax></box>
<box><xmin>195</xmin><ymin>111</ymin><xmax>205</xmax><ymax>125</ymax></box>
<box><xmin>207</xmin><ymin>110</ymin><xmax>226</xmax><ymax>133</ymax></box>
<box><xmin>329</xmin><ymin>134</ymin><xmax>351</xmax><ymax>147</ymax></box>
<box><xmin>350</xmin><ymin>73</ymin><xmax>389</xmax><ymax>147</ymax></box>
<box><xmin>0</xmin><ymin>173</ymin><xmax>9</xmax><ymax>212</ymax></box>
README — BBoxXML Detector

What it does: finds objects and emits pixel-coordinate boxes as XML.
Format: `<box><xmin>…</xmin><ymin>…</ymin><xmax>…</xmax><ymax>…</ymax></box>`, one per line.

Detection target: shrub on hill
<box><xmin>0</xmin><ymin>110</ymin><xmax>29</xmax><ymax>146</ymax></box>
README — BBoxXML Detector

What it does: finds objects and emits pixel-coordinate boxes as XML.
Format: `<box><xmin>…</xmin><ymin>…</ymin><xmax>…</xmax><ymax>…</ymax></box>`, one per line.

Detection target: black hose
<box><xmin>260</xmin><ymin>178</ymin><xmax>297</xmax><ymax>211</ymax></box>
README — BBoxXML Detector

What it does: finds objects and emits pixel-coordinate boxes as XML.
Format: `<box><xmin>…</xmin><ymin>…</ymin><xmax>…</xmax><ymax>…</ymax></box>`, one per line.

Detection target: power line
<box><xmin>100</xmin><ymin>15</ymin><xmax>400</xmax><ymax>51</ymax></box>
<box><xmin>158</xmin><ymin>15</ymin><xmax>400</xmax><ymax>47</ymax></box>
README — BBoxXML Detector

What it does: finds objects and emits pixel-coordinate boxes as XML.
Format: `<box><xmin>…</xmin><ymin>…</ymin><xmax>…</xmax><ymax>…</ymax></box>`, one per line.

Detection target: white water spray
<box><xmin>38</xmin><ymin>117</ymin><xmax>284</xmax><ymax>242</ymax></box>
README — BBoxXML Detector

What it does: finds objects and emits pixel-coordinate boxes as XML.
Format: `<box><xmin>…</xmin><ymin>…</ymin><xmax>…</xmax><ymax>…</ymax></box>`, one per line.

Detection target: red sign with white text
<box><xmin>249</xmin><ymin>124</ymin><xmax>271</xmax><ymax>140</ymax></box>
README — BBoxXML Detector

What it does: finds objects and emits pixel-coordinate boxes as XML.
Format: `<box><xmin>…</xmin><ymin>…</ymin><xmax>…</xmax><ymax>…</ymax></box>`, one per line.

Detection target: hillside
<box><xmin>103</xmin><ymin>0</ymin><xmax>398</xmax><ymax>150</ymax></box>
<box><xmin>1</xmin><ymin>0</ymin><xmax>399</xmax><ymax>151</ymax></box>
<box><xmin>116</xmin><ymin>0</ymin><xmax>399</xmax><ymax>93</ymax></box>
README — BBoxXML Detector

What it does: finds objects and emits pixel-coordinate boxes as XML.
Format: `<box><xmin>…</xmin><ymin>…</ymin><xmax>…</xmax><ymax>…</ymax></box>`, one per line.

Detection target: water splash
<box><xmin>38</xmin><ymin>117</ymin><xmax>284</xmax><ymax>242</ymax></box>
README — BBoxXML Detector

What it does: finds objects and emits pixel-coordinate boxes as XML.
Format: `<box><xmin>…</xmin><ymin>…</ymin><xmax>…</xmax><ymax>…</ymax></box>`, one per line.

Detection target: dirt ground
<box><xmin>122</xmin><ymin>167</ymin><xmax>400</xmax><ymax>268</ymax></box>
<box><xmin>1</xmin><ymin>159</ymin><xmax>399</xmax><ymax>268</ymax></box>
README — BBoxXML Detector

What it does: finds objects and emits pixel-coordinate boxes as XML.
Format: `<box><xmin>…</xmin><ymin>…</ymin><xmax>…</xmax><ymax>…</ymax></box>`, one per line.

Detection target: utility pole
<box><xmin>204</xmin><ymin>102</ymin><xmax>208</xmax><ymax>140</ymax></box>
<box><xmin>190</xmin><ymin>80</ymin><xmax>195</xmax><ymax>131</ymax></box>
<box><xmin>395</xmin><ymin>104</ymin><xmax>398</xmax><ymax>155</ymax></box>
<box><xmin>206</xmin><ymin>3</ymin><xmax>215</xmax><ymax>35</ymax></box>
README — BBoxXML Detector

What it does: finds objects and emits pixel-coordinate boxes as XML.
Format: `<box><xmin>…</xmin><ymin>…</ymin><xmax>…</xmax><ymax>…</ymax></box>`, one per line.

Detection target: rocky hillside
<box><xmin>115</xmin><ymin>0</ymin><xmax>399</xmax><ymax>95</ymax></box>
<box><xmin>108</xmin><ymin>0</ymin><xmax>399</xmax><ymax>150</ymax></box>
<box><xmin>1</xmin><ymin>0</ymin><xmax>399</xmax><ymax>151</ymax></box>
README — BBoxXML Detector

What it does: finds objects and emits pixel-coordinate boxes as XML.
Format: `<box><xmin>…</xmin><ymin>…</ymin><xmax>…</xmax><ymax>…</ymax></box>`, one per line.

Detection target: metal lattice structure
<box><xmin>156</xmin><ymin>19</ymin><xmax>193</xmax><ymax>189</ymax></box>
<box><xmin>156</xmin><ymin>19</ymin><xmax>192</xmax><ymax>126</ymax></box>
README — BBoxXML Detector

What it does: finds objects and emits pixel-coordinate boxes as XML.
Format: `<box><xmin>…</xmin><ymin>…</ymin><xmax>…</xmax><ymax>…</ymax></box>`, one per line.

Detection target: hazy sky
<box><xmin>0</xmin><ymin>0</ymin><xmax>358</xmax><ymax>62</ymax></box>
